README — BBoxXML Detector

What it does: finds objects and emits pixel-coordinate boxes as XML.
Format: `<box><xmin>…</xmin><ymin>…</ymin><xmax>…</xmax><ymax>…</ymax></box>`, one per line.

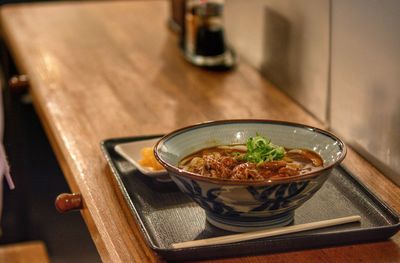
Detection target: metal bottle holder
<box><xmin>181</xmin><ymin>0</ymin><xmax>236</xmax><ymax>69</ymax></box>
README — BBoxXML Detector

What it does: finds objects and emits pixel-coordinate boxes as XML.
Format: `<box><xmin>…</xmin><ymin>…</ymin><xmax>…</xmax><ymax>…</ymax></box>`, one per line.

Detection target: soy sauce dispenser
<box><xmin>181</xmin><ymin>0</ymin><xmax>235</xmax><ymax>68</ymax></box>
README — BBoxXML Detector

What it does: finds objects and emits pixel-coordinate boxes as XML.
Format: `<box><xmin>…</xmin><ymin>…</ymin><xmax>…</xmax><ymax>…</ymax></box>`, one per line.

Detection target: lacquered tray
<box><xmin>101</xmin><ymin>135</ymin><xmax>400</xmax><ymax>262</ymax></box>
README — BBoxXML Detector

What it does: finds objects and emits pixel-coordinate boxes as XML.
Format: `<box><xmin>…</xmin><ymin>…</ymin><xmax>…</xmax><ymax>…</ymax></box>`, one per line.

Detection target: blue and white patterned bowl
<box><xmin>154</xmin><ymin>120</ymin><xmax>346</xmax><ymax>232</ymax></box>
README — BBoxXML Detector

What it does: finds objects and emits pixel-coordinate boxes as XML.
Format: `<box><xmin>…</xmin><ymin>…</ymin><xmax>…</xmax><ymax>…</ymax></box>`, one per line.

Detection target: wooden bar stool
<box><xmin>0</xmin><ymin>241</ymin><xmax>50</xmax><ymax>263</ymax></box>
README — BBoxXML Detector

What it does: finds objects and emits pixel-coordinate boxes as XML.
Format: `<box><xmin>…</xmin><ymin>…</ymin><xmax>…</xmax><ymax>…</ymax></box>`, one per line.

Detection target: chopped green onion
<box><xmin>244</xmin><ymin>134</ymin><xmax>285</xmax><ymax>163</ymax></box>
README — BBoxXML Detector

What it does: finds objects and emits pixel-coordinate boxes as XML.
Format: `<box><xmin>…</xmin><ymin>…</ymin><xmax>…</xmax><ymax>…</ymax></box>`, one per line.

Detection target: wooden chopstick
<box><xmin>172</xmin><ymin>215</ymin><xmax>361</xmax><ymax>249</ymax></box>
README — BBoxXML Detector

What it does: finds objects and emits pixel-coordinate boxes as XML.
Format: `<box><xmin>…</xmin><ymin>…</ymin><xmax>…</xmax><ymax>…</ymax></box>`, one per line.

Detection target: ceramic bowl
<box><xmin>154</xmin><ymin>120</ymin><xmax>346</xmax><ymax>232</ymax></box>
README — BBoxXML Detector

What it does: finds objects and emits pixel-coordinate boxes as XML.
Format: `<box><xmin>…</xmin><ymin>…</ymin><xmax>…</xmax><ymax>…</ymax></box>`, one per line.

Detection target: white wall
<box><xmin>225</xmin><ymin>0</ymin><xmax>330</xmax><ymax>123</ymax></box>
<box><xmin>330</xmin><ymin>0</ymin><xmax>400</xmax><ymax>185</ymax></box>
<box><xmin>224</xmin><ymin>0</ymin><xmax>400</xmax><ymax>186</ymax></box>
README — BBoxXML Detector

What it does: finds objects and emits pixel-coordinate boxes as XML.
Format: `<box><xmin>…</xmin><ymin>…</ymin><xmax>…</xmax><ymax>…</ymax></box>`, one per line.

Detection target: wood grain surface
<box><xmin>0</xmin><ymin>241</ymin><xmax>50</xmax><ymax>263</ymax></box>
<box><xmin>1</xmin><ymin>1</ymin><xmax>399</xmax><ymax>262</ymax></box>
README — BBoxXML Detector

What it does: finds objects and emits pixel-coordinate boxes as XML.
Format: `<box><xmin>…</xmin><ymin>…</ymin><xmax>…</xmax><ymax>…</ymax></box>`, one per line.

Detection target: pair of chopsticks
<box><xmin>172</xmin><ymin>215</ymin><xmax>361</xmax><ymax>249</ymax></box>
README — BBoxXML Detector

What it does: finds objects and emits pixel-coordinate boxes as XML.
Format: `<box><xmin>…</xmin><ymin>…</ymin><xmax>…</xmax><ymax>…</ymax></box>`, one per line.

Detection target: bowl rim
<box><xmin>154</xmin><ymin>119</ymin><xmax>347</xmax><ymax>185</ymax></box>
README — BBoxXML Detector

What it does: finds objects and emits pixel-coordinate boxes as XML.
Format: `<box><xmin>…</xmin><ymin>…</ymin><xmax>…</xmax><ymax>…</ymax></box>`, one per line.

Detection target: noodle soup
<box><xmin>179</xmin><ymin>145</ymin><xmax>323</xmax><ymax>181</ymax></box>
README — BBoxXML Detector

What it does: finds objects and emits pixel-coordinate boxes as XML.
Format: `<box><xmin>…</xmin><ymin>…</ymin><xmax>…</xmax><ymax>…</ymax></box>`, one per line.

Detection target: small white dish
<box><xmin>115</xmin><ymin>138</ymin><xmax>170</xmax><ymax>182</ymax></box>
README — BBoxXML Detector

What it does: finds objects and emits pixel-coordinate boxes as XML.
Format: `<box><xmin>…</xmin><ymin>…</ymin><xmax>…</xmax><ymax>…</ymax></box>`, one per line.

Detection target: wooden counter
<box><xmin>1</xmin><ymin>1</ymin><xmax>399</xmax><ymax>262</ymax></box>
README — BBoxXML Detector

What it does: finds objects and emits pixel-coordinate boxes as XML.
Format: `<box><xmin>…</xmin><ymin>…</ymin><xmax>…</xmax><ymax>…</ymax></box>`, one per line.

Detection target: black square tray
<box><xmin>101</xmin><ymin>135</ymin><xmax>400</xmax><ymax>262</ymax></box>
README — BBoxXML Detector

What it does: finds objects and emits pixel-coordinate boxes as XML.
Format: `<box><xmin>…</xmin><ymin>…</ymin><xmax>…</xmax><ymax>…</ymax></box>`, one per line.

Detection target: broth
<box><xmin>178</xmin><ymin>145</ymin><xmax>324</xmax><ymax>181</ymax></box>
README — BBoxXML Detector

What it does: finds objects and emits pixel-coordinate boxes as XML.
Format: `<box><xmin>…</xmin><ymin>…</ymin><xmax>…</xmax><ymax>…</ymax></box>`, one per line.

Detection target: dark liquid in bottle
<box><xmin>195</xmin><ymin>27</ymin><xmax>226</xmax><ymax>56</ymax></box>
